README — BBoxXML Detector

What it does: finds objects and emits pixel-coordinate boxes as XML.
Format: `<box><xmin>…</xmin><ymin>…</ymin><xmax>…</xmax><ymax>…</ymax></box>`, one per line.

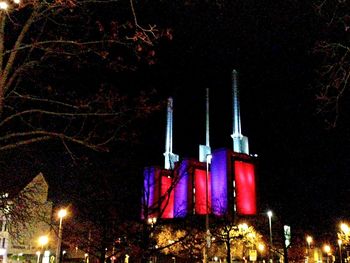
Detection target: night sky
<box><xmin>133</xmin><ymin>0</ymin><xmax>350</xmax><ymax>239</ymax></box>
<box><xmin>4</xmin><ymin>0</ymin><xmax>349</xmax><ymax>244</ymax></box>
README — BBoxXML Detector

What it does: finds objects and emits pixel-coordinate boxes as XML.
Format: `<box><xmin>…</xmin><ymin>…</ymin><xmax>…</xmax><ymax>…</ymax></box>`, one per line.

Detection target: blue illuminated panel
<box><xmin>174</xmin><ymin>160</ymin><xmax>191</xmax><ymax>217</ymax></box>
<box><xmin>143</xmin><ymin>167</ymin><xmax>160</xmax><ymax>218</ymax></box>
<box><xmin>211</xmin><ymin>150</ymin><xmax>229</xmax><ymax>215</ymax></box>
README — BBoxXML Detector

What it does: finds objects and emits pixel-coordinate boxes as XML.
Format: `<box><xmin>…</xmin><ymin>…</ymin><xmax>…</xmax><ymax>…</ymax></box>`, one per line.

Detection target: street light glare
<box><xmin>258</xmin><ymin>243</ymin><xmax>265</xmax><ymax>252</ymax></box>
<box><xmin>58</xmin><ymin>208</ymin><xmax>67</xmax><ymax>219</ymax></box>
<box><xmin>340</xmin><ymin>223</ymin><xmax>350</xmax><ymax>234</ymax></box>
<box><xmin>306</xmin><ymin>235</ymin><xmax>313</xmax><ymax>244</ymax></box>
<box><xmin>38</xmin><ymin>235</ymin><xmax>49</xmax><ymax>246</ymax></box>
<box><xmin>267</xmin><ymin>210</ymin><xmax>273</xmax><ymax>218</ymax></box>
<box><xmin>323</xmin><ymin>244</ymin><xmax>331</xmax><ymax>254</ymax></box>
<box><xmin>0</xmin><ymin>1</ymin><xmax>8</xmax><ymax>9</ymax></box>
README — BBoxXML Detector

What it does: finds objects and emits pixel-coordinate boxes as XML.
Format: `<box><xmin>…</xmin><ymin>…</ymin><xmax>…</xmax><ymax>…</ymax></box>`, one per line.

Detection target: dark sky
<box><xmin>6</xmin><ymin>0</ymin><xmax>348</xmax><ymax>244</ymax></box>
<box><xmin>133</xmin><ymin>0</ymin><xmax>350</xmax><ymax>239</ymax></box>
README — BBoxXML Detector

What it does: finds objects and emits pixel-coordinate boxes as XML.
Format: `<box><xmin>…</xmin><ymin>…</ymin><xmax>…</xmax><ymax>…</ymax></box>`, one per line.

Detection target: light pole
<box><xmin>340</xmin><ymin>223</ymin><xmax>350</xmax><ymax>263</ymax></box>
<box><xmin>324</xmin><ymin>245</ymin><xmax>331</xmax><ymax>263</ymax></box>
<box><xmin>306</xmin><ymin>235</ymin><xmax>313</xmax><ymax>262</ymax></box>
<box><xmin>204</xmin><ymin>154</ymin><xmax>212</xmax><ymax>263</ymax></box>
<box><xmin>36</xmin><ymin>251</ymin><xmax>41</xmax><ymax>263</ymax></box>
<box><xmin>38</xmin><ymin>235</ymin><xmax>49</xmax><ymax>263</ymax></box>
<box><xmin>267</xmin><ymin>211</ymin><xmax>273</xmax><ymax>263</ymax></box>
<box><xmin>56</xmin><ymin>208</ymin><xmax>67</xmax><ymax>263</ymax></box>
<box><xmin>338</xmin><ymin>239</ymin><xmax>343</xmax><ymax>263</ymax></box>
<box><xmin>258</xmin><ymin>243</ymin><xmax>265</xmax><ymax>262</ymax></box>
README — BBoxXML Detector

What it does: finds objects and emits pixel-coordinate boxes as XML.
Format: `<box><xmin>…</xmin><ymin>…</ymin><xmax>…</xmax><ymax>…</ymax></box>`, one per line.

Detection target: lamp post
<box><xmin>38</xmin><ymin>235</ymin><xmax>49</xmax><ymax>263</ymax></box>
<box><xmin>324</xmin><ymin>245</ymin><xmax>331</xmax><ymax>263</ymax></box>
<box><xmin>338</xmin><ymin>239</ymin><xmax>343</xmax><ymax>263</ymax></box>
<box><xmin>306</xmin><ymin>235</ymin><xmax>312</xmax><ymax>262</ymax></box>
<box><xmin>36</xmin><ymin>251</ymin><xmax>41</xmax><ymax>263</ymax></box>
<box><xmin>258</xmin><ymin>243</ymin><xmax>265</xmax><ymax>262</ymax></box>
<box><xmin>204</xmin><ymin>154</ymin><xmax>212</xmax><ymax>263</ymax></box>
<box><xmin>56</xmin><ymin>209</ymin><xmax>67</xmax><ymax>263</ymax></box>
<box><xmin>340</xmin><ymin>223</ymin><xmax>350</xmax><ymax>263</ymax></box>
<box><xmin>267</xmin><ymin>211</ymin><xmax>273</xmax><ymax>263</ymax></box>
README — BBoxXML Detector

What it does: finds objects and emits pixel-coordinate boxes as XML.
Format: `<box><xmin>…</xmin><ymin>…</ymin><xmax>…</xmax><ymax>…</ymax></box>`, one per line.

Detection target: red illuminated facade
<box><xmin>143</xmin><ymin>150</ymin><xmax>257</xmax><ymax>219</ymax></box>
<box><xmin>194</xmin><ymin>169</ymin><xmax>211</xmax><ymax>215</ymax></box>
<box><xmin>234</xmin><ymin>160</ymin><xmax>257</xmax><ymax>215</ymax></box>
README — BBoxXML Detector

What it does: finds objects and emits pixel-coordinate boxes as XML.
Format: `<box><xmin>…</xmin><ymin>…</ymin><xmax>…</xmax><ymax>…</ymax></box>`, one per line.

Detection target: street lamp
<box><xmin>341</xmin><ymin>223</ymin><xmax>350</xmax><ymax>235</ymax></box>
<box><xmin>38</xmin><ymin>235</ymin><xmax>49</xmax><ymax>263</ymax></box>
<box><xmin>0</xmin><ymin>0</ymin><xmax>20</xmax><ymax>10</ymax></box>
<box><xmin>323</xmin><ymin>244</ymin><xmax>331</xmax><ymax>263</ymax></box>
<box><xmin>147</xmin><ymin>217</ymin><xmax>157</xmax><ymax>228</ymax></box>
<box><xmin>338</xmin><ymin>239</ymin><xmax>343</xmax><ymax>263</ymax></box>
<box><xmin>55</xmin><ymin>208</ymin><xmax>67</xmax><ymax>263</ymax></box>
<box><xmin>36</xmin><ymin>251</ymin><xmax>41</xmax><ymax>263</ymax></box>
<box><xmin>267</xmin><ymin>210</ymin><xmax>273</xmax><ymax>263</ymax></box>
<box><xmin>38</xmin><ymin>235</ymin><xmax>49</xmax><ymax>249</ymax></box>
<box><xmin>306</xmin><ymin>235</ymin><xmax>313</xmax><ymax>261</ymax></box>
<box><xmin>258</xmin><ymin>243</ymin><xmax>265</xmax><ymax>261</ymax></box>
<box><xmin>204</xmin><ymin>154</ymin><xmax>212</xmax><ymax>263</ymax></box>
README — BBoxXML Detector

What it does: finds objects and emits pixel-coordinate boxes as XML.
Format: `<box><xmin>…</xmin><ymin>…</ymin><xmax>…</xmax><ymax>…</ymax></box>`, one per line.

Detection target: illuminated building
<box><xmin>142</xmin><ymin>69</ymin><xmax>257</xmax><ymax>220</ymax></box>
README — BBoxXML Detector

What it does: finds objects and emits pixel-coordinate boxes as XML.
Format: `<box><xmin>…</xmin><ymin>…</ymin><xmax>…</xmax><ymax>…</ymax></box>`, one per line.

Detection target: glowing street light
<box><xmin>267</xmin><ymin>210</ymin><xmax>273</xmax><ymax>263</ymax></box>
<box><xmin>338</xmin><ymin>239</ymin><xmax>343</xmax><ymax>263</ymax></box>
<box><xmin>258</xmin><ymin>243</ymin><xmax>265</xmax><ymax>262</ymax></box>
<box><xmin>258</xmin><ymin>243</ymin><xmax>265</xmax><ymax>252</ymax></box>
<box><xmin>340</xmin><ymin>223</ymin><xmax>350</xmax><ymax>235</ymax></box>
<box><xmin>147</xmin><ymin>217</ymin><xmax>157</xmax><ymax>227</ymax></box>
<box><xmin>38</xmin><ymin>235</ymin><xmax>49</xmax><ymax>249</ymax></box>
<box><xmin>38</xmin><ymin>235</ymin><xmax>48</xmax><ymax>263</ymax></box>
<box><xmin>306</xmin><ymin>236</ymin><xmax>313</xmax><ymax>248</ymax></box>
<box><xmin>55</xmin><ymin>208</ymin><xmax>67</xmax><ymax>263</ymax></box>
<box><xmin>324</xmin><ymin>244</ymin><xmax>331</xmax><ymax>263</ymax></box>
<box><xmin>0</xmin><ymin>2</ymin><xmax>8</xmax><ymax>9</ymax></box>
<box><xmin>0</xmin><ymin>0</ymin><xmax>20</xmax><ymax>10</ymax></box>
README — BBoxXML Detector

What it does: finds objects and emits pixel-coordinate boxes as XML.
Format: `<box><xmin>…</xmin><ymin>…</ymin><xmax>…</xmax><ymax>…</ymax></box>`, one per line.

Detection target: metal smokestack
<box><xmin>199</xmin><ymin>88</ymin><xmax>211</xmax><ymax>162</ymax></box>
<box><xmin>206</xmin><ymin>88</ymin><xmax>210</xmax><ymax>147</ymax></box>
<box><xmin>164</xmin><ymin>97</ymin><xmax>179</xmax><ymax>169</ymax></box>
<box><xmin>231</xmin><ymin>70</ymin><xmax>249</xmax><ymax>154</ymax></box>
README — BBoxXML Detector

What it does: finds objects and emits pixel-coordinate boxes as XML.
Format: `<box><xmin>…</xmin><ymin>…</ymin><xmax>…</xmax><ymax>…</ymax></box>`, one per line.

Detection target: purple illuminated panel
<box><xmin>211</xmin><ymin>150</ymin><xmax>229</xmax><ymax>216</ymax></box>
<box><xmin>174</xmin><ymin>160</ymin><xmax>191</xmax><ymax>217</ymax></box>
<box><xmin>143</xmin><ymin>167</ymin><xmax>160</xmax><ymax>218</ymax></box>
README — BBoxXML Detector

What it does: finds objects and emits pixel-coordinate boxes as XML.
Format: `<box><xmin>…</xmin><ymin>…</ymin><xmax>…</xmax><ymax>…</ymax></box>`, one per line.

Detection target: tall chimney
<box><xmin>231</xmin><ymin>70</ymin><xmax>249</xmax><ymax>154</ymax></box>
<box><xmin>164</xmin><ymin>97</ymin><xmax>179</xmax><ymax>169</ymax></box>
<box><xmin>199</xmin><ymin>88</ymin><xmax>211</xmax><ymax>162</ymax></box>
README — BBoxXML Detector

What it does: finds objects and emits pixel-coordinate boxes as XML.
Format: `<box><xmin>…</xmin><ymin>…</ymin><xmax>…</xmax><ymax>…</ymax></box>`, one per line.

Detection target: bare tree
<box><xmin>314</xmin><ymin>0</ymin><xmax>350</xmax><ymax>127</ymax></box>
<box><xmin>0</xmin><ymin>0</ymin><xmax>162</xmax><ymax>154</ymax></box>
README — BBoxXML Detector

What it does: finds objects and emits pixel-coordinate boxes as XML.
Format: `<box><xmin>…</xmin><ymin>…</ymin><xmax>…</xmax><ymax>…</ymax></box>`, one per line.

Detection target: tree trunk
<box><xmin>226</xmin><ymin>238</ymin><xmax>231</xmax><ymax>263</ymax></box>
